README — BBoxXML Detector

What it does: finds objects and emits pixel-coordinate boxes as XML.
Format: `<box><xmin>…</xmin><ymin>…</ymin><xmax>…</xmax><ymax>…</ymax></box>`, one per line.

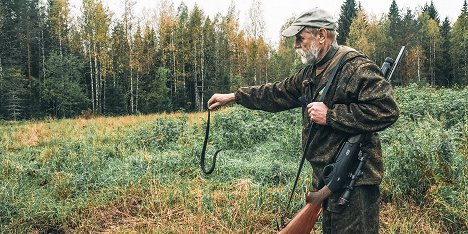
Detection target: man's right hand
<box><xmin>207</xmin><ymin>93</ymin><xmax>236</xmax><ymax>110</ymax></box>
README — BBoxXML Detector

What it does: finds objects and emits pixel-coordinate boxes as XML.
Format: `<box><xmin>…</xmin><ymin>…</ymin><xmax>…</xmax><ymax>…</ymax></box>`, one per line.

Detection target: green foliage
<box><xmin>104</xmin><ymin>84</ymin><xmax>127</xmax><ymax>115</ymax></box>
<box><xmin>450</xmin><ymin>5</ymin><xmax>468</xmax><ymax>86</ymax></box>
<box><xmin>381</xmin><ymin>85</ymin><xmax>467</xmax><ymax>232</ymax></box>
<box><xmin>394</xmin><ymin>84</ymin><xmax>468</xmax><ymax>127</ymax></box>
<box><xmin>337</xmin><ymin>0</ymin><xmax>358</xmax><ymax>45</ymax></box>
<box><xmin>0</xmin><ymin>68</ymin><xmax>28</xmax><ymax>120</ymax></box>
<box><xmin>123</xmin><ymin>113</ymin><xmax>191</xmax><ymax>153</ymax></box>
<box><xmin>40</xmin><ymin>52</ymin><xmax>88</xmax><ymax>118</ymax></box>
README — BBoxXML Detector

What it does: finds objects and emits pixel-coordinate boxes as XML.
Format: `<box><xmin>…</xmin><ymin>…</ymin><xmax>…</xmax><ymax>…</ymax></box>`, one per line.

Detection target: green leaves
<box><xmin>40</xmin><ymin>52</ymin><xmax>87</xmax><ymax>118</ymax></box>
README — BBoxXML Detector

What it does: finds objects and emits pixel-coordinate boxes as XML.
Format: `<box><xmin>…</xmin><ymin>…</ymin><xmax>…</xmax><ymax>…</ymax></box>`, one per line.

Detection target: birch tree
<box><xmin>48</xmin><ymin>0</ymin><xmax>70</xmax><ymax>57</ymax></box>
<box><xmin>82</xmin><ymin>0</ymin><xmax>110</xmax><ymax>113</ymax></box>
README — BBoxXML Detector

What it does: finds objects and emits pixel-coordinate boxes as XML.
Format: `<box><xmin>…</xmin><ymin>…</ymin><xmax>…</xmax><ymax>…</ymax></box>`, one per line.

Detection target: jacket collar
<box><xmin>315</xmin><ymin>43</ymin><xmax>339</xmax><ymax>68</ymax></box>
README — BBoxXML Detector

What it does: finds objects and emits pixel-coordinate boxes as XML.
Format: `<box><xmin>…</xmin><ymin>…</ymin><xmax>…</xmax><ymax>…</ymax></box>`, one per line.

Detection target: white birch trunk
<box><xmin>130</xmin><ymin>52</ymin><xmax>134</xmax><ymax>113</ymax></box>
<box><xmin>200</xmin><ymin>34</ymin><xmax>205</xmax><ymax>111</ymax></box>
<box><xmin>194</xmin><ymin>40</ymin><xmax>199</xmax><ymax>111</ymax></box>
<box><xmin>94</xmin><ymin>41</ymin><xmax>99</xmax><ymax>113</ymax></box>
<box><xmin>89</xmin><ymin>42</ymin><xmax>95</xmax><ymax>112</ymax></box>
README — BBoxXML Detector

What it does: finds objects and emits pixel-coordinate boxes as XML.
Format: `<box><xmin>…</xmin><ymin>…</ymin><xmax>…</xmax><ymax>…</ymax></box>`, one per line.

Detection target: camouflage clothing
<box><xmin>234</xmin><ymin>45</ymin><xmax>399</xmax><ymax>187</ymax></box>
<box><xmin>235</xmin><ymin>45</ymin><xmax>397</xmax><ymax>232</ymax></box>
<box><xmin>322</xmin><ymin>185</ymin><xmax>380</xmax><ymax>234</ymax></box>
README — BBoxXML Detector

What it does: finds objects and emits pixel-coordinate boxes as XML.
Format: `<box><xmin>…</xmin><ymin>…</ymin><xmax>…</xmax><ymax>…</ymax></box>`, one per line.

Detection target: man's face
<box><xmin>294</xmin><ymin>30</ymin><xmax>321</xmax><ymax>65</ymax></box>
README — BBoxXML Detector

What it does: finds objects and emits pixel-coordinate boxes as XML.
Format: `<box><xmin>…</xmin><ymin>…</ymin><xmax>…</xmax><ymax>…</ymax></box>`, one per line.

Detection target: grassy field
<box><xmin>1</xmin><ymin>85</ymin><xmax>467</xmax><ymax>233</ymax></box>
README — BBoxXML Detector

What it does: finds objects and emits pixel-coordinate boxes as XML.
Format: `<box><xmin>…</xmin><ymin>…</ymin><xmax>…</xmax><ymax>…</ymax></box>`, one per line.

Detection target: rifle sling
<box><xmin>281</xmin><ymin>49</ymin><xmax>355</xmax><ymax>223</ymax></box>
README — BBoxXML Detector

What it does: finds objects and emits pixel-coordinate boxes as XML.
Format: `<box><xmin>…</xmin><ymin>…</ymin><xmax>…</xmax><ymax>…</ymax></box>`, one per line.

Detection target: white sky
<box><xmin>69</xmin><ymin>0</ymin><xmax>465</xmax><ymax>46</ymax></box>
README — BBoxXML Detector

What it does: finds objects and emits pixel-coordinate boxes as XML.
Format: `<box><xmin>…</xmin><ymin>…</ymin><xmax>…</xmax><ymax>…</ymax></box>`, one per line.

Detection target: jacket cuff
<box><xmin>326</xmin><ymin>108</ymin><xmax>333</xmax><ymax>126</ymax></box>
<box><xmin>234</xmin><ymin>90</ymin><xmax>242</xmax><ymax>104</ymax></box>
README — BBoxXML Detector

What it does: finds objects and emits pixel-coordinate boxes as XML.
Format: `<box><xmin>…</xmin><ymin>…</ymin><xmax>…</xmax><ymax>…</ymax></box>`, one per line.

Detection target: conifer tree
<box><xmin>450</xmin><ymin>0</ymin><xmax>468</xmax><ymax>86</ymax></box>
<box><xmin>337</xmin><ymin>0</ymin><xmax>358</xmax><ymax>45</ymax></box>
<box><xmin>422</xmin><ymin>0</ymin><xmax>440</xmax><ymax>24</ymax></box>
<box><xmin>388</xmin><ymin>0</ymin><xmax>402</xmax><ymax>54</ymax></box>
<box><xmin>439</xmin><ymin>17</ymin><xmax>453</xmax><ymax>86</ymax></box>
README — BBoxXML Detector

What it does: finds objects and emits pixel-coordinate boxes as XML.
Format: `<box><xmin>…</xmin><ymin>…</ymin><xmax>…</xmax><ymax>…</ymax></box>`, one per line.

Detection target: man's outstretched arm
<box><xmin>207</xmin><ymin>93</ymin><xmax>235</xmax><ymax>110</ymax></box>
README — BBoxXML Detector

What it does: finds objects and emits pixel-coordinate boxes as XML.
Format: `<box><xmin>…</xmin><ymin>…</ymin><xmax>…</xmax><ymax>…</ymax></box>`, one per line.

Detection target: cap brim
<box><xmin>281</xmin><ymin>25</ymin><xmax>305</xmax><ymax>37</ymax></box>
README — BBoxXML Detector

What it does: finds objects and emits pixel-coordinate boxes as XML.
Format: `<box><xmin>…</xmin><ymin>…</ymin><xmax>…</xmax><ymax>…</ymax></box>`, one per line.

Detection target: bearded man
<box><xmin>207</xmin><ymin>7</ymin><xmax>399</xmax><ymax>233</ymax></box>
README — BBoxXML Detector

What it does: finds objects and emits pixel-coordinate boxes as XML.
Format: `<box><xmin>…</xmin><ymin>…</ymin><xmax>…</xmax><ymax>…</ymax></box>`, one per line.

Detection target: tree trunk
<box><xmin>94</xmin><ymin>41</ymin><xmax>99</xmax><ymax>113</ymax></box>
<box><xmin>194</xmin><ymin>39</ymin><xmax>199</xmax><ymax>111</ymax></box>
<box><xmin>89</xmin><ymin>42</ymin><xmax>95</xmax><ymax>113</ymax></box>
<box><xmin>130</xmin><ymin>53</ymin><xmax>134</xmax><ymax>114</ymax></box>
<box><xmin>464</xmin><ymin>26</ymin><xmax>467</xmax><ymax>86</ymax></box>
<box><xmin>172</xmin><ymin>31</ymin><xmax>177</xmax><ymax>92</ymax></box>
<box><xmin>200</xmin><ymin>34</ymin><xmax>205</xmax><ymax>112</ymax></box>
<box><xmin>417</xmin><ymin>51</ymin><xmax>421</xmax><ymax>83</ymax></box>
<box><xmin>27</xmin><ymin>41</ymin><xmax>32</xmax><ymax>87</ymax></box>
<box><xmin>41</xmin><ymin>29</ymin><xmax>45</xmax><ymax>81</ymax></box>
<box><xmin>59</xmin><ymin>29</ymin><xmax>63</xmax><ymax>58</ymax></box>
<box><xmin>0</xmin><ymin>56</ymin><xmax>3</xmax><ymax>105</ymax></box>
<box><xmin>136</xmin><ymin>71</ymin><xmax>139</xmax><ymax>113</ymax></box>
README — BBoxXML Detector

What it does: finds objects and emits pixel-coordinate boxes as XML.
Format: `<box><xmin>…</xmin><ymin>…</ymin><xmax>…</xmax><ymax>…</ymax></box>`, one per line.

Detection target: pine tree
<box><xmin>439</xmin><ymin>17</ymin><xmax>453</xmax><ymax>86</ymax></box>
<box><xmin>388</xmin><ymin>0</ymin><xmax>402</xmax><ymax>54</ymax></box>
<box><xmin>337</xmin><ymin>0</ymin><xmax>358</xmax><ymax>45</ymax></box>
<box><xmin>40</xmin><ymin>52</ymin><xmax>87</xmax><ymax>118</ymax></box>
<box><xmin>422</xmin><ymin>0</ymin><xmax>440</xmax><ymax>24</ymax></box>
<box><xmin>1</xmin><ymin>68</ymin><xmax>28</xmax><ymax>120</ymax></box>
<box><xmin>450</xmin><ymin>0</ymin><xmax>468</xmax><ymax>86</ymax></box>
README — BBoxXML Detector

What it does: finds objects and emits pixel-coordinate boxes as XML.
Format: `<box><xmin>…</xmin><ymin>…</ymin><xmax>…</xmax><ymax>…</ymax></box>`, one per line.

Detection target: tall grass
<box><xmin>0</xmin><ymin>85</ymin><xmax>466</xmax><ymax>233</ymax></box>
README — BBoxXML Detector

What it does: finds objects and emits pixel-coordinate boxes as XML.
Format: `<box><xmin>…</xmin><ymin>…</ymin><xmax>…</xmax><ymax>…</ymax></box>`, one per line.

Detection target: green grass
<box><xmin>0</xmin><ymin>85</ymin><xmax>467</xmax><ymax>233</ymax></box>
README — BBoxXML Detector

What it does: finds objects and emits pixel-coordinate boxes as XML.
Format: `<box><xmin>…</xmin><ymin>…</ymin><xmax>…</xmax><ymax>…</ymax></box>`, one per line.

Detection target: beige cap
<box><xmin>281</xmin><ymin>8</ymin><xmax>338</xmax><ymax>37</ymax></box>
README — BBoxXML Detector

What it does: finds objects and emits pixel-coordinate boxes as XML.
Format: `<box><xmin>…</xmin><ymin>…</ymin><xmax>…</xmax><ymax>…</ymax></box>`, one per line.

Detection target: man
<box><xmin>207</xmin><ymin>8</ymin><xmax>399</xmax><ymax>234</ymax></box>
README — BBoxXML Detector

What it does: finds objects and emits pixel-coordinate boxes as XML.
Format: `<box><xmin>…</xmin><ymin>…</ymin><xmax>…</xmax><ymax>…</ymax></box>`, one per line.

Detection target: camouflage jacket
<box><xmin>234</xmin><ymin>45</ymin><xmax>399</xmax><ymax>187</ymax></box>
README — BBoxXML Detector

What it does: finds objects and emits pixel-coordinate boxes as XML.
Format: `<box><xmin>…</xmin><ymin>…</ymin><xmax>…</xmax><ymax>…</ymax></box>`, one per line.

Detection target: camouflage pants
<box><xmin>322</xmin><ymin>185</ymin><xmax>380</xmax><ymax>234</ymax></box>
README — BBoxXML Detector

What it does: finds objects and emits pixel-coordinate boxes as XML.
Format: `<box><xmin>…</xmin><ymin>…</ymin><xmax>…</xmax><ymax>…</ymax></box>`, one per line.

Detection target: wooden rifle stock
<box><xmin>279</xmin><ymin>186</ymin><xmax>332</xmax><ymax>234</ymax></box>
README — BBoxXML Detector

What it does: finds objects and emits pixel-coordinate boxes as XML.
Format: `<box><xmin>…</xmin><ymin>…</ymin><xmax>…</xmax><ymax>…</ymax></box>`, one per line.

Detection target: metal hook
<box><xmin>200</xmin><ymin>110</ymin><xmax>221</xmax><ymax>174</ymax></box>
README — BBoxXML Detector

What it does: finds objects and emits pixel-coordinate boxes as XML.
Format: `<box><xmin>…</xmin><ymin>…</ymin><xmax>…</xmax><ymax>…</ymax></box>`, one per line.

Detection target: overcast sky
<box><xmin>69</xmin><ymin>0</ymin><xmax>465</xmax><ymax>46</ymax></box>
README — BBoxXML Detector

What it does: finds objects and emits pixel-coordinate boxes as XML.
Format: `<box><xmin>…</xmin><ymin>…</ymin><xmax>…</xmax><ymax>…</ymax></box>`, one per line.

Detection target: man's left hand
<box><xmin>307</xmin><ymin>102</ymin><xmax>328</xmax><ymax>125</ymax></box>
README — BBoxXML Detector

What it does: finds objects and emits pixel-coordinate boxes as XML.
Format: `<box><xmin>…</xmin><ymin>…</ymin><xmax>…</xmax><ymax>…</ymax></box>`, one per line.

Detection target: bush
<box><xmin>124</xmin><ymin>114</ymin><xmax>188</xmax><ymax>151</ymax></box>
<box><xmin>394</xmin><ymin>84</ymin><xmax>468</xmax><ymax>127</ymax></box>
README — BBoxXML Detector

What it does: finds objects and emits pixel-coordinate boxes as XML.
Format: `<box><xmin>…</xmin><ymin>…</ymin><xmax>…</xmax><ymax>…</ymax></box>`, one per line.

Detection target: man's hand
<box><xmin>307</xmin><ymin>102</ymin><xmax>328</xmax><ymax>125</ymax></box>
<box><xmin>207</xmin><ymin>93</ymin><xmax>236</xmax><ymax>110</ymax></box>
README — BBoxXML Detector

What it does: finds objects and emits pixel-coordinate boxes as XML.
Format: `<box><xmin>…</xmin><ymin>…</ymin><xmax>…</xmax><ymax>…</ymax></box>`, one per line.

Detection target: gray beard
<box><xmin>296</xmin><ymin>44</ymin><xmax>321</xmax><ymax>65</ymax></box>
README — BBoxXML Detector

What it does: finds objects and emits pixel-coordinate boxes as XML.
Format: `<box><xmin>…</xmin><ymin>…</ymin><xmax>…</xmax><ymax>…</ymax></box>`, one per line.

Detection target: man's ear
<box><xmin>319</xmin><ymin>28</ymin><xmax>327</xmax><ymax>43</ymax></box>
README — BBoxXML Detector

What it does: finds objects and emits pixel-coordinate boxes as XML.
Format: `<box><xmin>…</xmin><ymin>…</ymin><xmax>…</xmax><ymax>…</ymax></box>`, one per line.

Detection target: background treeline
<box><xmin>0</xmin><ymin>0</ymin><xmax>467</xmax><ymax>120</ymax></box>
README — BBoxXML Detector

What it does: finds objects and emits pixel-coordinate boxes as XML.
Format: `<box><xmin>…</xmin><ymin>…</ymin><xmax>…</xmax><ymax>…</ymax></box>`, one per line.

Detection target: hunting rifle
<box><xmin>278</xmin><ymin>46</ymin><xmax>407</xmax><ymax>234</ymax></box>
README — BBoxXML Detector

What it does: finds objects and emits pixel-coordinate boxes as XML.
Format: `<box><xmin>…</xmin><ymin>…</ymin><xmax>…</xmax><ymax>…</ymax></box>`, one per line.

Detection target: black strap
<box><xmin>200</xmin><ymin>110</ymin><xmax>221</xmax><ymax>174</ymax></box>
<box><xmin>279</xmin><ymin>49</ymin><xmax>355</xmax><ymax>228</ymax></box>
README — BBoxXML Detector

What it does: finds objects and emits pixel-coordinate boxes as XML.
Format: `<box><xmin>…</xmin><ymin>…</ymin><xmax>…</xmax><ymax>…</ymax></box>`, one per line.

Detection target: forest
<box><xmin>0</xmin><ymin>0</ymin><xmax>467</xmax><ymax>120</ymax></box>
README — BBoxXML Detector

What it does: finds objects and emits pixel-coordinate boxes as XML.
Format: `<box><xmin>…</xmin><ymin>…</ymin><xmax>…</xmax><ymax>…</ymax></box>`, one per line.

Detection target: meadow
<box><xmin>0</xmin><ymin>84</ymin><xmax>467</xmax><ymax>233</ymax></box>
